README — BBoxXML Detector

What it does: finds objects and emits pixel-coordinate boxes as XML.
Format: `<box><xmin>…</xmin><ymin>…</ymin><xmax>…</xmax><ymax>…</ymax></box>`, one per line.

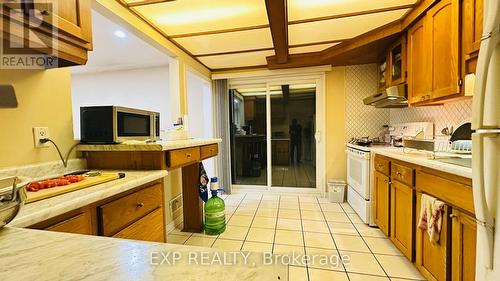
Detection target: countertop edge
<box><xmin>372</xmin><ymin>149</ymin><xmax>473</xmax><ymax>179</ymax></box>
<box><xmin>77</xmin><ymin>138</ymin><xmax>222</xmax><ymax>152</ymax></box>
<box><xmin>9</xmin><ymin>170</ymin><xmax>168</xmax><ymax>228</ymax></box>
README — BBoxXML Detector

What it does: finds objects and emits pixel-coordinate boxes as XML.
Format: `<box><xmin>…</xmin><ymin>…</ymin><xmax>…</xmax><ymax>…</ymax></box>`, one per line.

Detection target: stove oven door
<box><xmin>346</xmin><ymin>147</ymin><xmax>371</xmax><ymax>199</ymax></box>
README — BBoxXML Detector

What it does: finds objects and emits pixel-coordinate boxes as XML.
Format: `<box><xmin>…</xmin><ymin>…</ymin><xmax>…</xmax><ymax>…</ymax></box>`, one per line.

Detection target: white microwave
<box><xmin>80</xmin><ymin>106</ymin><xmax>160</xmax><ymax>144</ymax></box>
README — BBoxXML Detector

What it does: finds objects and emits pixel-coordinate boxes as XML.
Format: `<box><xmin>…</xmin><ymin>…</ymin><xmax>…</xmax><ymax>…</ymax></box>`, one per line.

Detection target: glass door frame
<box><xmin>228</xmin><ymin>72</ymin><xmax>327</xmax><ymax>196</ymax></box>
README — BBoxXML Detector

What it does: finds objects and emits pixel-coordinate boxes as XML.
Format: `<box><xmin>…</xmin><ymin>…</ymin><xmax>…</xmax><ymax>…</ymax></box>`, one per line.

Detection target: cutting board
<box><xmin>26</xmin><ymin>173</ymin><xmax>121</xmax><ymax>204</ymax></box>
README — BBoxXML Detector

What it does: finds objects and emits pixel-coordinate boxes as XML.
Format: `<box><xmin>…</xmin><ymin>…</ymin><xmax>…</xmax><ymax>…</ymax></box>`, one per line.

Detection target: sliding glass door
<box><xmin>229</xmin><ymin>79</ymin><xmax>321</xmax><ymax>191</ymax></box>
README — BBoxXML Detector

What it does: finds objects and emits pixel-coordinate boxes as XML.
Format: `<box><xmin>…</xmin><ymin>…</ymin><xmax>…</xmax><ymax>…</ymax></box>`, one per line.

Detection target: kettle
<box><xmin>0</xmin><ymin>176</ymin><xmax>29</xmax><ymax>228</ymax></box>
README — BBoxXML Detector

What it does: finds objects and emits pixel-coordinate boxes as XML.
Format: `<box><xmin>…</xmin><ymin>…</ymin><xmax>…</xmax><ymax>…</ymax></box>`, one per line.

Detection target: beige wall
<box><xmin>0</xmin><ymin>69</ymin><xmax>77</xmax><ymax>168</ymax></box>
<box><xmin>325</xmin><ymin>67</ymin><xmax>347</xmax><ymax>181</ymax></box>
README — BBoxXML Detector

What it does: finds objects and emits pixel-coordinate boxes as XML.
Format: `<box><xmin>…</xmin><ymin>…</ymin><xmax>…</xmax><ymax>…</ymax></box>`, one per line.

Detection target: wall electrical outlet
<box><xmin>33</xmin><ymin>127</ymin><xmax>50</xmax><ymax>148</ymax></box>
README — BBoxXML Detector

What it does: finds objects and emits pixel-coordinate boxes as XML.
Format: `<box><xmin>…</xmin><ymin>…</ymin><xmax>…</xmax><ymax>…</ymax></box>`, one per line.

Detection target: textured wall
<box><xmin>345</xmin><ymin>64</ymin><xmax>390</xmax><ymax>141</ymax></box>
<box><xmin>390</xmin><ymin>99</ymin><xmax>472</xmax><ymax>136</ymax></box>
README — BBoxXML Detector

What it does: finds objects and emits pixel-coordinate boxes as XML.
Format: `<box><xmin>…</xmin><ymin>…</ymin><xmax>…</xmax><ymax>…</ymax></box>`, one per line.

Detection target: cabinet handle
<box><xmin>396</xmin><ymin>172</ymin><xmax>402</xmax><ymax>177</ymax></box>
<box><xmin>41</xmin><ymin>10</ymin><xmax>49</xmax><ymax>16</ymax></box>
<box><xmin>186</xmin><ymin>153</ymin><xmax>192</xmax><ymax>158</ymax></box>
<box><xmin>450</xmin><ymin>214</ymin><xmax>458</xmax><ymax>219</ymax></box>
<box><xmin>136</xmin><ymin>202</ymin><xmax>144</xmax><ymax>208</ymax></box>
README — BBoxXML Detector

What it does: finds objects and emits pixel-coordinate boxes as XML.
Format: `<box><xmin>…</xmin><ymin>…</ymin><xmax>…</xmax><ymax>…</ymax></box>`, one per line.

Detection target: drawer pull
<box><xmin>186</xmin><ymin>153</ymin><xmax>192</xmax><ymax>158</ymax></box>
<box><xmin>396</xmin><ymin>172</ymin><xmax>402</xmax><ymax>177</ymax></box>
<box><xmin>136</xmin><ymin>202</ymin><xmax>144</xmax><ymax>208</ymax></box>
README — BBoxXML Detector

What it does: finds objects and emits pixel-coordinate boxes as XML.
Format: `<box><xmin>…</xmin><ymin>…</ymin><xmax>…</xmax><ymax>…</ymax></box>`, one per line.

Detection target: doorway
<box><xmin>228</xmin><ymin>76</ymin><xmax>324</xmax><ymax>193</ymax></box>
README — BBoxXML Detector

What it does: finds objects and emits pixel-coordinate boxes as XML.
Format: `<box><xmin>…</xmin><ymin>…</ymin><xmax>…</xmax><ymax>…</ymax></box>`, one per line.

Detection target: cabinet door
<box><xmin>373</xmin><ymin>171</ymin><xmax>390</xmax><ymax>236</ymax></box>
<box><xmin>113</xmin><ymin>207</ymin><xmax>165</xmax><ymax>243</ymax></box>
<box><xmin>388</xmin><ymin>36</ymin><xmax>407</xmax><ymax>86</ymax></box>
<box><xmin>425</xmin><ymin>0</ymin><xmax>460</xmax><ymax>99</ymax></box>
<box><xmin>462</xmin><ymin>0</ymin><xmax>483</xmax><ymax>75</ymax></box>
<box><xmin>45</xmin><ymin>211</ymin><xmax>94</xmax><ymax>235</ymax></box>
<box><xmin>35</xmin><ymin>0</ymin><xmax>92</xmax><ymax>45</ymax></box>
<box><xmin>407</xmin><ymin>18</ymin><xmax>431</xmax><ymax>104</ymax></box>
<box><xmin>390</xmin><ymin>180</ymin><xmax>414</xmax><ymax>260</ymax></box>
<box><xmin>415</xmin><ymin>191</ymin><xmax>449</xmax><ymax>281</ymax></box>
<box><xmin>451</xmin><ymin>209</ymin><xmax>477</xmax><ymax>281</ymax></box>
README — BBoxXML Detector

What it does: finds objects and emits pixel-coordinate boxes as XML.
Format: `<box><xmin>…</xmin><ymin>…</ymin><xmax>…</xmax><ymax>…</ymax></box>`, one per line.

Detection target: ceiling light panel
<box><xmin>288</xmin><ymin>9</ymin><xmax>409</xmax><ymax>45</ymax></box>
<box><xmin>133</xmin><ymin>0</ymin><xmax>269</xmax><ymax>36</ymax></box>
<box><xmin>289</xmin><ymin>42</ymin><xmax>340</xmax><ymax>54</ymax></box>
<box><xmin>174</xmin><ymin>28</ymin><xmax>273</xmax><ymax>55</ymax></box>
<box><xmin>198</xmin><ymin>50</ymin><xmax>275</xmax><ymax>69</ymax></box>
<box><xmin>288</xmin><ymin>0</ymin><xmax>417</xmax><ymax>21</ymax></box>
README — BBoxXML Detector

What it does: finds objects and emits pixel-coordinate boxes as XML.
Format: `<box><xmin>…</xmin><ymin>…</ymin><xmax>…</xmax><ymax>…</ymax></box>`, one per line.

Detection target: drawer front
<box><xmin>167</xmin><ymin>147</ymin><xmax>200</xmax><ymax>169</ymax></box>
<box><xmin>392</xmin><ymin>162</ymin><xmax>414</xmax><ymax>186</ymax></box>
<box><xmin>200</xmin><ymin>144</ymin><xmax>218</xmax><ymax>160</ymax></box>
<box><xmin>374</xmin><ymin>155</ymin><xmax>390</xmax><ymax>176</ymax></box>
<box><xmin>46</xmin><ymin>211</ymin><xmax>93</xmax><ymax>235</ymax></box>
<box><xmin>416</xmin><ymin>170</ymin><xmax>474</xmax><ymax>214</ymax></box>
<box><xmin>100</xmin><ymin>183</ymin><xmax>163</xmax><ymax>236</ymax></box>
<box><xmin>113</xmin><ymin>207</ymin><xmax>165</xmax><ymax>243</ymax></box>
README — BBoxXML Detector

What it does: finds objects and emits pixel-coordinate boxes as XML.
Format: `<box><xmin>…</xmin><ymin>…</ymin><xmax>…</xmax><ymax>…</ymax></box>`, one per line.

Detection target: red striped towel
<box><xmin>418</xmin><ymin>194</ymin><xmax>445</xmax><ymax>244</ymax></box>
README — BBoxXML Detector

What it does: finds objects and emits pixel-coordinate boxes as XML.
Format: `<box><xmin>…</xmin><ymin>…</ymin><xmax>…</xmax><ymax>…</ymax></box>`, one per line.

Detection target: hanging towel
<box><xmin>418</xmin><ymin>193</ymin><xmax>445</xmax><ymax>244</ymax></box>
<box><xmin>198</xmin><ymin>163</ymin><xmax>209</xmax><ymax>202</ymax></box>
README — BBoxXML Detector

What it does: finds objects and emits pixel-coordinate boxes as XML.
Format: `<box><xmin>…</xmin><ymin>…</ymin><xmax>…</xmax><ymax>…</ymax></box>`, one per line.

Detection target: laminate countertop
<box><xmin>8</xmin><ymin>170</ymin><xmax>168</xmax><ymax>228</ymax></box>
<box><xmin>0</xmin><ymin>227</ymin><xmax>286</xmax><ymax>281</ymax></box>
<box><xmin>77</xmin><ymin>138</ymin><xmax>222</xmax><ymax>152</ymax></box>
<box><xmin>371</xmin><ymin>148</ymin><xmax>473</xmax><ymax>179</ymax></box>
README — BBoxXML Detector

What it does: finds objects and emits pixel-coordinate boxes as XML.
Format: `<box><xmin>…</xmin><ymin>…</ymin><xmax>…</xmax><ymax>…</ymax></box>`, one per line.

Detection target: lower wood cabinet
<box><xmin>373</xmin><ymin>170</ymin><xmax>390</xmax><ymax>236</ymax></box>
<box><xmin>415</xmin><ymin>191</ymin><xmax>449</xmax><ymax>281</ymax></box>
<box><xmin>113</xmin><ymin>207</ymin><xmax>165</xmax><ymax>243</ymax></box>
<box><xmin>390</xmin><ymin>180</ymin><xmax>415</xmax><ymax>260</ymax></box>
<box><xmin>451</xmin><ymin>209</ymin><xmax>477</xmax><ymax>281</ymax></box>
<box><xmin>45</xmin><ymin>211</ymin><xmax>94</xmax><ymax>235</ymax></box>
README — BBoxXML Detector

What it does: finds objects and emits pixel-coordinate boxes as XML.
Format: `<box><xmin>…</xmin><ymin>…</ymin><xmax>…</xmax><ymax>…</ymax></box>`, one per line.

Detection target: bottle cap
<box><xmin>211</xmin><ymin>177</ymin><xmax>218</xmax><ymax>183</ymax></box>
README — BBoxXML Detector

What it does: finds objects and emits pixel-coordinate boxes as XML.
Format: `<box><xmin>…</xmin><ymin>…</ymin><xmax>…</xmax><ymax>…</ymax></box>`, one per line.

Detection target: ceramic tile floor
<box><xmin>167</xmin><ymin>193</ymin><xmax>425</xmax><ymax>281</ymax></box>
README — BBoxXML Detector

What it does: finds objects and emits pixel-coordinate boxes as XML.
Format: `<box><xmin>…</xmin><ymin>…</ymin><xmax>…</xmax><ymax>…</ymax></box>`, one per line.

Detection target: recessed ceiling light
<box><xmin>114</xmin><ymin>30</ymin><xmax>127</xmax><ymax>39</ymax></box>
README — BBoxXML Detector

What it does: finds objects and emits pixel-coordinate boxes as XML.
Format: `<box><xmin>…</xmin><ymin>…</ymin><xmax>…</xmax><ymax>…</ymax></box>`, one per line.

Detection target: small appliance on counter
<box><xmin>80</xmin><ymin>106</ymin><xmax>160</xmax><ymax>144</ymax></box>
<box><xmin>0</xmin><ymin>176</ymin><xmax>29</xmax><ymax>228</ymax></box>
<box><xmin>388</xmin><ymin>122</ymin><xmax>434</xmax><ymax>147</ymax></box>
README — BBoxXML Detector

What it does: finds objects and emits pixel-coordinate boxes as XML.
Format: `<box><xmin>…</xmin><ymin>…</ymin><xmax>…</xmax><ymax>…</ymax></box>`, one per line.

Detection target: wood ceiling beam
<box><xmin>267</xmin><ymin>52</ymin><xmax>324</xmax><ymax>70</ymax></box>
<box><xmin>265</xmin><ymin>0</ymin><xmax>289</xmax><ymax>64</ymax></box>
<box><xmin>127</xmin><ymin>0</ymin><xmax>176</xmax><ymax>8</ymax></box>
<box><xmin>170</xmin><ymin>24</ymin><xmax>270</xmax><ymax>39</ymax></box>
<box><xmin>288</xmin><ymin>4</ymin><xmax>415</xmax><ymax>25</ymax></box>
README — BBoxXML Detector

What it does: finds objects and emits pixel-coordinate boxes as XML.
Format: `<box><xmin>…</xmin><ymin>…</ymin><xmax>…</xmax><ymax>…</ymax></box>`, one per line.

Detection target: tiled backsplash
<box><xmin>344</xmin><ymin>63</ymin><xmax>473</xmax><ymax>140</ymax></box>
<box><xmin>390</xmin><ymin>99</ymin><xmax>473</xmax><ymax>137</ymax></box>
<box><xmin>345</xmin><ymin>64</ymin><xmax>390</xmax><ymax>140</ymax></box>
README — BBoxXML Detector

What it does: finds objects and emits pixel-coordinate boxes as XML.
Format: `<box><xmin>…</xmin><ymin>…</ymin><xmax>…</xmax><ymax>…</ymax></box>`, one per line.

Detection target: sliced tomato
<box><xmin>26</xmin><ymin>182</ymin><xmax>40</xmax><ymax>192</ymax></box>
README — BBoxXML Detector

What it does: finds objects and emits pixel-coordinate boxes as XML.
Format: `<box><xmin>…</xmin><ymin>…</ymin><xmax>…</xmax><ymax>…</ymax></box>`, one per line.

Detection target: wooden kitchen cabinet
<box><xmin>461</xmin><ymin>0</ymin><xmax>483</xmax><ymax>77</ymax></box>
<box><xmin>98</xmin><ymin>183</ymin><xmax>164</xmax><ymax>236</ymax></box>
<box><xmin>451</xmin><ymin>209</ymin><xmax>477</xmax><ymax>281</ymax></box>
<box><xmin>377</xmin><ymin>55</ymin><xmax>389</xmax><ymax>93</ymax></box>
<box><xmin>373</xmin><ymin>170</ymin><xmax>390</xmax><ymax>236</ymax></box>
<box><xmin>28</xmin><ymin>206</ymin><xmax>96</xmax><ymax>235</ymax></box>
<box><xmin>390</xmin><ymin>180</ymin><xmax>415</xmax><ymax>260</ymax></box>
<box><xmin>113</xmin><ymin>207</ymin><xmax>165</xmax><ymax>243</ymax></box>
<box><xmin>0</xmin><ymin>0</ymin><xmax>93</xmax><ymax>66</ymax></box>
<box><xmin>415</xmin><ymin>191</ymin><xmax>449</xmax><ymax>281</ymax></box>
<box><xmin>388</xmin><ymin>35</ymin><xmax>407</xmax><ymax>86</ymax></box>
<box><xmin>407</xmin><ymin>18</ymin><xmax>431</xmax><ymax>104</ymax></box>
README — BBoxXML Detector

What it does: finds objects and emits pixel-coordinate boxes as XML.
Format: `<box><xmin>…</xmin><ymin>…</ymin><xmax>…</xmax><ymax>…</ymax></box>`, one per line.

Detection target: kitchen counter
<box><xmin>9</xmin><ymin>170</ymin><xmax>168</xmax><ymax>228</ymax></box>
<box><xmin>77</xmin><ymin>138</ymin><xmax>221</xmax><ymax>152</ymax></box>
<box><xmin>372</xmin><ymin>147</ymin><xmax>473</xmax><ymax>179</ymax></box>
<box><xmin>0</xmin><ymin>227</ymin><xmax>286</xmax><ymax>281</ymax></box>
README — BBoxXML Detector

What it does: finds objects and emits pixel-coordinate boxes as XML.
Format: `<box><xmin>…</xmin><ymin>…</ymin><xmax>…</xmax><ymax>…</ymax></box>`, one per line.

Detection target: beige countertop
<box><xmin>77</xmin><ymin>138</ymin><xmax>222</xmax><ymax>152</ymax></box>
<box><xmin>372</xmin><ymin>147</ymin><xmax>473</xmax><ymax>179</ymax></box>
<box><xmin>0</xmin><ymin>227</ymin><xmax>286</xmax><ymax>281</ymax></box>
<box><xmin>9</xmin><ymin>170</ymin><xmax>168</xmax><ymax>228</ymax></box>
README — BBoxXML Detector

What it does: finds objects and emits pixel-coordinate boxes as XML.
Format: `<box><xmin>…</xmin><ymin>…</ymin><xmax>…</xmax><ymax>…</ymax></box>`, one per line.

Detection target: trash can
<box><xmin>328</xmin><ymin>180</ymin><xmax>346</xmax><ymax>203</ymax></box>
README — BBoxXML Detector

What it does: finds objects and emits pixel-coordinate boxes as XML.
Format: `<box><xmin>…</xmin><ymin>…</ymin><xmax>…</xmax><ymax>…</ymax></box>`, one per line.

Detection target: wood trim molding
<box><xmin>288</xmin><ymin>4</ymin><xmax>415</xmax><ymax>25</ymax></box>
<box><xmin>169</xmin><ymin>24</ymin><xmax>270</xmax><ymax>39</ymax></box>
<box><xmin>265</xmin><ymin>0</ymin><xmax>288</xmax><ymax>63</ymax></box>
<box><xmin>211</xmin><ymin>64</ymin><xmax>269</xmax><ymax>72</ymax></box>
<box><xmin>127</xmin><ymin>0</ymin><xmax>175</xmax><ymax>8</ymax></box>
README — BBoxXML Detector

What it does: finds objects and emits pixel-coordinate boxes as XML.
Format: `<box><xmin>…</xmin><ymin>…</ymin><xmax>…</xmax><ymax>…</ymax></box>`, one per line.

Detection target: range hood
<box><xmin>363</xmin><ymin>84</ymin><xmax>408</xmax><ymax>108</ymax></box>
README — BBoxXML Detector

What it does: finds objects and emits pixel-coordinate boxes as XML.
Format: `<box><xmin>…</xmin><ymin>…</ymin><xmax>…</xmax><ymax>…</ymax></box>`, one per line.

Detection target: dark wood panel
<box><xmin>265</xmin><ymin>0</ymin><xmax>288</xmax><ymax>63</ymax></box>
<box><xmin>181</xmin><ymin>162</ymin><xmax>204</xmax><ymax>233</ymax></box>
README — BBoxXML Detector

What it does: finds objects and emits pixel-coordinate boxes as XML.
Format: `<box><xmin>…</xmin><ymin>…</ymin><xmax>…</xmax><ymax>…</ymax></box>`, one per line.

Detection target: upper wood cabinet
<box><xmin>0</xmin><ymin>0</ymin><xmax>93</xmax><ymax>66</ymax></box>
<box><xmin>407</xmin><ymin>0</ymin><xmax>463</xmax><ymax>105</ymax></box>
<box><xmin>408</xmin><ymin>18</ymin><xmax>431</xmax><ymax>104</ymax></box>
<box><xmin>461</xmin><ymin>0</ymin><xmax>484</xmax><ymax>76</ymax></box>
<box><xmin>388</xmin><ymin>35</ymin><xmax>407</xmax><ymax>86</ymax></box>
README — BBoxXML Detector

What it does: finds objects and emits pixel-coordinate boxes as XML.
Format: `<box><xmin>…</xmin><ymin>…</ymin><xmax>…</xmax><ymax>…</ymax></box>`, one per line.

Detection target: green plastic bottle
<box><xmin>204</xmin><ymin>177</ymin><xmax>226</xmax><ymax>235</ymax></box>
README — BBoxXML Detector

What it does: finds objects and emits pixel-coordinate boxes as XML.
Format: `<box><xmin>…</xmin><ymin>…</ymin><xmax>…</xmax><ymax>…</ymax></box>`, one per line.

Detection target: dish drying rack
<box><xmin>402</xmin><ymin>138</ymin><xmax>472</xmax><ymax>159</ymax></box>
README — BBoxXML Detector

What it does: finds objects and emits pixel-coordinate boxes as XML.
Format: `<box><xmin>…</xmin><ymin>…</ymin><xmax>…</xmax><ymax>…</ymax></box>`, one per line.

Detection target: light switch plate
<box><xmin>33</xmin><ymin>127</ymin><xmax>50</xmax><ymax>148</ymax></box>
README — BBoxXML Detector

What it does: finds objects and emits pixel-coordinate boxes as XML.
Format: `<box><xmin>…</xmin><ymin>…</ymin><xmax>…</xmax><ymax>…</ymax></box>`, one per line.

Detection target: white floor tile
<box><xmin>279</xmin><ymin>209</ymin><xmax>301</xmax><ymax>219</ymax></box>
<box><xmin>348</xmin><ymin>273</ymin><xmax>390</xmax><ymax>281</ymax></box>
<box><xmin>256</xmin><ymin>208</ymin><xmax>279</xmax><ymax>218</ymax></box>
<box><xmin>376</xmin><ymin>254</ymin><xmax>425</xmax><ymax>280</ymax></box>
<box><xmin>309</xmin><ymin>268</ymin><xmax>349</xmax><ymax>281</ymax></box>
<box><xmin>340</xmin><ymin>250</ymin><xmax>386</xmax><ymax>276</ymax></box>
<box><xmin>241</xmin><ymin>241</ymin><xmax>273</xmax><ymax>252</ymax></box>
<box><xmin>298</xmin><ymin>196</ymin><xmax>319</xmax><ymax>203</ymax></box>
<box><xmin>320</xmin><ymin>203</ymin><xmax>344</xmax><ymax>212</ymax></box>
<box><xmin>354</xmin><ymin>223</ymin><xmax>386</xmax><ymax>238</ymax></box>
<box><xmin>218</xmin><ymin>225</ymin><xmax>249</xmax><ymax>240</ymax></box>
<box><xmin>211</xmin><ymin>239</ymin><xmax>243</xmax><ymax>251</ymax></box>
<box><xmin>324</xmin><ymin>211</ymin><xmax>351</xmax><ymax>223</ymax></box>
<box><xmin>166</xmin><ymin>234</ymin><xmax>189</xmax><ymax>244</ymax></box>
<box><xmin>277</xmin><ymin>218</ymin><xmax>302</xmax><ymax>231</ymax></box>
<box><xmin>273</xmin><ymin>244</ymin><xmax>306</xmax><ymax>266</ymax></box>
<box><xmin>246</xmin><ymin>227</ymin><xmax>275</xmax><ymax>243</ymax></box>
<box><xmin>306</xmin><ymin>247</ymin><xmax>344</xmax><ymax>271</ymax></box>
<box><xmin>184</xmin><ymin>236</ymin><xmax>216</xmax><ymax>247</ymax></box>
<box><xmin>227</xmin><ymin>215</ymin><xmax>254</xmax><ymax>227</ymax></box>
<box><xmin>251</xmin><ymin>217</ymin><xmax>277</xmax><ymax>229</ymax></box>
<box><xmin>328</xmin><ymin>222</ymin><xmax>360</xmax><ymax>236</ymax></box>
<box><xmin>302</xmin><ymin>220</ymin><xmax>330</xmax><ymax>233</ymax></box>
<box><xmin>304</xmin><ymin>232</ymin><xmax>336</xmax><ymax>249</ymax></box>
<box><xmin>289</xmin><ymin>266</ymin><xmax>308</xmax><ymax>281</ymax></box>
<box><xmin>274</xmin><ymin>229</ymin><xmax>304</xmax><ymax>246</ymax></box>
<box><xmin>300</xmin><ymin>202</ymin><xmax>321</xmax><ymax>211</ymax></box>
<box><xmin>364</xmin><ymin>237</ymin><xmax>403</xmax><ymax>256</ymax></box>
<box><xmin>301</xmin><ymin>210</ymin><xmax>324</xmax><ymax>221</ymax></box>
<box><xmin>333</xmin><ymin>234</ymin><xmax>370</xmax><ymax>253</ymax></box>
